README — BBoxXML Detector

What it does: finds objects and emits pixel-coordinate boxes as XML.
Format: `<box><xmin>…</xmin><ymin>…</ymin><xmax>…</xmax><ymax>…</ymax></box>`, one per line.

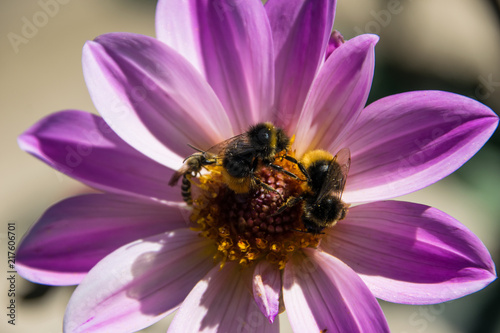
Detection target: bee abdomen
<box><xmin>181</xmin><ymin>175</ymin><xmax>193</xmax><ymax>205</ymax></box>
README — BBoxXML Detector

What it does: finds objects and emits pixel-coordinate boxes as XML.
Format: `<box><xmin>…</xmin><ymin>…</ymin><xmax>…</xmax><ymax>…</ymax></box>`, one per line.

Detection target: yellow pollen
<box><xmin>246</xmin><ymin>249</ymin><xmax>260</xmax><ymax>260</ymax></box>
<box><xmin>188</xmin><ymin>151</ymin><xmax>324</xmax><ymax>270</ymax></box>
<box><xmin>228</xmin><ymin>250</ymin><xmax>238</xmax><ymax>261</ymax></box>
<box><xmin>238</xmin><ymin>240</ymin><xmax>250</xmax><ymax>252</ymax></box>
<box><xmin>270</xmin><ymin>242</ymin><xmax>281</xmax><ymax>252</ymax></box>
<box><xmin>255</xmin><ymin>238</ymin><xmax>268</xmax><ymax>249</ymax></box>
<box><xmin>218</xmin><ymin>238</ymin><xmax>233</xmax><ymax>251</ymax></box>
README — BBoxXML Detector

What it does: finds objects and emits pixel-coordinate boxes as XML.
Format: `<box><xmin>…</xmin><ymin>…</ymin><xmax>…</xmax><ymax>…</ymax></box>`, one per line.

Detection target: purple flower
<box><xmin>17</xmin><ymin>0</ymin><xmax>498</xmax><ymax>332</ymax></box>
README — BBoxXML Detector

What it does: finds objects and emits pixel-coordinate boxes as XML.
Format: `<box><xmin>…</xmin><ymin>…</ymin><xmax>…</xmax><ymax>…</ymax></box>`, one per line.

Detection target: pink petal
<box><xmin>16</xmin><ymin>194</ymin><xmax>188</xmax><ymax>286</ymax></box>
<box><xmin>83</xmin><ymin>32</ymin><xmax>233</xmax><ymax>170</ymax></box>
<box><xmin>156</xmin><ymin>0</ymin><xmax>275</xmax><ymax>132</ymax></box>
<box><xmin>320</xmin><ymin>201</ymin><xmax>497</xmax><ymax>304</ymax></box>
<box><xmin>294</xmin><ymin>34</ymin><xmax>378</xmax><ymax>156</ymax></box>
<box><xmin>252</xmin><ymin>261</ymin><xmax>281</xmax><ymax>323</ymax></box>
<box><xmin>340</xmin><ymin>91</ymin><xmax>499</xmax><ymax>203</ymax></box>
<box><xmin>265</xmin><ymin>0</ymin><xmax>336</xmax><ymax>130</ymax></box>
<box><xmin>283</xmin><ymin>249</ymin><xmax>389</xmax><ymax>332</ymax></box>
<box><xmin>18</xmin><ymin>110</ymin><xmax>180</xmax><ymax>201</ymax></box>
<box><xmin>155</xmin><ymin>0</ymin><xmax>205</xmax><ymax>75</ymax></box>
<box><xmin>169</xmin><ymin>262</ymin><xmax>279</xmax><ymax>333</ymax></box>
<box><xmin>64</xmin><ymin>229</ymin><xmax>216</xmax><ymax>333</ymax></box>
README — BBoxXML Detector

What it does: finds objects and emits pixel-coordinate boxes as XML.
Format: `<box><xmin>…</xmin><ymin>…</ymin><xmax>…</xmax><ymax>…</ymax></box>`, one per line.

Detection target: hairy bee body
<box><xmin>218</xmin><ymin>122</ymin><xmax>292</xmax><ymax>193</ymax></box>
<box><xmin>277</xmin><ymin>148</ymin><xmax>351</xmax><ymax>234</ymax></box>
<box><xmin>170</xmin><ymin>122</ymin><xmax>302</xmax><ymax>198</ymax></box>
<box><xmin>180</xmin><ymin>175</ymin><xmax>194</xmax><ymax>205</ymax></box>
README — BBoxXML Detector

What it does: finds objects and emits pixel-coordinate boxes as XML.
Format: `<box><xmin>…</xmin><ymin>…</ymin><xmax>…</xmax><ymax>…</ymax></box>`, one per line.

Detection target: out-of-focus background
<box><xmin>1</xmin><ymin>0</ymin><xmax>499</xmax><ymax>332</ymax></box>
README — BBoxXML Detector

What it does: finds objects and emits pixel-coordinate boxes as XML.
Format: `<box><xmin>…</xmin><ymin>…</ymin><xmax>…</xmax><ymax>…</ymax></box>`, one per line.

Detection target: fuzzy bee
<box><xmin>169</xmin><ymin>122</ymin><xmax>303</xmax><ymax>204</ymax></box>
<box><xmin>275</xmin><ymin>148</ymin><xmax>351</xmax><ymax>234</ymax></box>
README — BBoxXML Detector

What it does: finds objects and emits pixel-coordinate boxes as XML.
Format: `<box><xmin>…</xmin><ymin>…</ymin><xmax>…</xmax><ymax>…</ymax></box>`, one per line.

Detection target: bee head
<box><xmin>248</xmin><ymin>123</ymin><xmax>291</xmax><ymax>160</ymax></box>
<box><xmin>249</xmin><ymin>123</ymin><xmax>272</xmax><ymax>150</ymax></box>
<box><xmin>302</xmin><ymin>217</ymin><xmax>326</xmax><ymax>235</ymax></box>
<box><xmin>305</xmin><ymin>197</ymin><xmax>345</xmax><ymax>224</ymax></box>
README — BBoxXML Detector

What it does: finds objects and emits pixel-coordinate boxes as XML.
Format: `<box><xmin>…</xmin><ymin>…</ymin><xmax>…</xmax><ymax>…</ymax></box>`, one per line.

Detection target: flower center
<box><xmin>190</xmin><ymin>152</ymin><xmax>321</xmax><ymax>269</ymax></box>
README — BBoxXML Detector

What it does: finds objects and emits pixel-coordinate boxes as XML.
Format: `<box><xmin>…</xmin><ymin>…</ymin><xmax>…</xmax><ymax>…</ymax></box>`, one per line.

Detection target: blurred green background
<box><xmin>1</xmin><ymin>0</ymin><xmax>499</xmax><ymax>332</ymax></box>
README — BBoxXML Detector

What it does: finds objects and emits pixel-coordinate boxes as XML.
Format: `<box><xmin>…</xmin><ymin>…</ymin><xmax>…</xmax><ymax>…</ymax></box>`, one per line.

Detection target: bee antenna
<box><xmin>291</xmin><ymin>228</ymin><xmax>325</xmax><ymax>235</ymax></box>
<box><xmin>187</xmin><ymin>143</ymin><xmax>205</xmax><ymax>153</ymax></box>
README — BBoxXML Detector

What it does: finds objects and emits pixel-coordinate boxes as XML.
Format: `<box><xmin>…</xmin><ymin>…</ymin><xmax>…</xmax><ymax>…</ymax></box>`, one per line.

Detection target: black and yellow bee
<box><xmin>275</xmin><ymin>148</ymin><xmax>351</xmax><ymax>234</ymax></box>
<box><xmin>169</xmin><ymin>122</ymin><xmax>302</xmax><ymax>204</ymax></box>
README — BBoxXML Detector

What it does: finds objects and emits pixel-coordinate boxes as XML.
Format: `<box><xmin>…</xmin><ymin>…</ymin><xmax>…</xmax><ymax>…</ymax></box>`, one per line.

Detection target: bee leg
<box><xmin>253</xmin><ymin>177</ymin><xmax>283</xmax><ymax>200</ymax></box>
<box><xmin>282</xmin><ymin>155</ymin><xmax>311</xmax><ymax>183</ymax></box>
<box><xmin>268</xmin><ymin>163</ymin><xmax>305</xmax><ymax>181</ymax></box>
<box><xmin>271</xmin><ymin>195</ymin><xmax>303</xmax><ymax>216</ymax></box>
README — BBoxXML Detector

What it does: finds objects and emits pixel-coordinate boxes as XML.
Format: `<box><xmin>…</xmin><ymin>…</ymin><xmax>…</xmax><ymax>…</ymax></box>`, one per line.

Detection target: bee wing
<box><xmin>205</xmin><ymin>133</ymin><xmax>245</xmax><ymax>154</ymax></box>
<box><xmin>316</xmin><ymin>148</ymin><xmax>351</xmax><ymax>202</ymax></box>
<box><xmin>168</xmin><ymin>163</ymin><xmax>192</xmax><ymax>186</ymax></box>
<box><xmin>174</xmin><ymin>133</ymin><xmax>257</xmax><ymax>185</ymax></box>
<box><xmin>205</xmin><ymin>133</ymin><xmax>257</xmax><ymax>163</ymax></box>
<box><xmin>169</xmin><ymin>152</ymin><xmax>209</xmax><ymax>186</ymax></box>
<box><xmin>171</xmin><ymin>133</ymin><xmax>254</xmax><ymax>186</ymax></box>
<box><xmin>183</xmin><ymin>137</ymin><xmax>244</xmax><ymax>166</ymax></box>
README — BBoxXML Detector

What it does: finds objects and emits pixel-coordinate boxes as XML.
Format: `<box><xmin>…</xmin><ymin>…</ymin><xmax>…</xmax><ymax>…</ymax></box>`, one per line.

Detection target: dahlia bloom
<box><xmin>17</xmin><ymin>0</ymin><xmax>498</xmax><ymax>332</ymax></box>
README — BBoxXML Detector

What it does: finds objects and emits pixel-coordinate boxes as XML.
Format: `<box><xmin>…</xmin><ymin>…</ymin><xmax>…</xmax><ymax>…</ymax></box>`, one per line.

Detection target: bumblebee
<box><xmin>275</xmin><ymin>148</ymin><xmax>351</xmax><ymax>234</ymax></box>
<box><xmin>169</xmin><ymin>123</ymin><xmax>302</xmax><ymax>202</ymax></box>
<box><xmin>213</xmin><ymin>122</ymin><xmax>303</xmax><ymax>193</ymax></box>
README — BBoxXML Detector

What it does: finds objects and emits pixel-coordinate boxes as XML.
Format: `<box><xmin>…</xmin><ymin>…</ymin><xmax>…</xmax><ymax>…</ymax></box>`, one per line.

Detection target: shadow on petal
<box><xmin>169</xmin><ymin>262</ymin><xmax>279</xmax><ymax>333</ymax></box>
<box><xmin>320</xmin><ymin>201</ymin><xmax>496</xmax><ymax>304</ymax></box>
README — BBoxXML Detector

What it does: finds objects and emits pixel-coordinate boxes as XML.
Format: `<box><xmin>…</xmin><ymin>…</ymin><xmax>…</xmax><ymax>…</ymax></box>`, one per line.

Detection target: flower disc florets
<box><xmin>190</xmin><ymin>152</ymin><xmax>320</xmax><ymax>269</ymax></box>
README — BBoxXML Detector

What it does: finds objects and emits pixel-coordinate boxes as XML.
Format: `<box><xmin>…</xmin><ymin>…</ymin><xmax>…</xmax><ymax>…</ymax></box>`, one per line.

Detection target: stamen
<box><xmin>190</xmin><ymin>152</ymin><xmax>322</xmax><ymax>269</ymax></box>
